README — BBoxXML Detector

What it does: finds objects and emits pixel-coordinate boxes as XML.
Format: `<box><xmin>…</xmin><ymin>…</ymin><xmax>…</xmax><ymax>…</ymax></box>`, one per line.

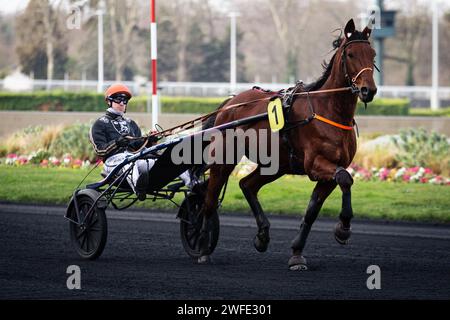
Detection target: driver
<box><xmin>89</xmin><ymin>83</ymin><xmax>193</xmax><ymax>200</ymax></box>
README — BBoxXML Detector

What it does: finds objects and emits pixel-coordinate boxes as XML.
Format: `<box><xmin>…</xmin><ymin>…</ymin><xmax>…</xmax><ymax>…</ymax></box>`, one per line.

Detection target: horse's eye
<box><xmin>348</xmin><ymin>53</ymin><xmax>354</xmax><ymax>58</ymax></box>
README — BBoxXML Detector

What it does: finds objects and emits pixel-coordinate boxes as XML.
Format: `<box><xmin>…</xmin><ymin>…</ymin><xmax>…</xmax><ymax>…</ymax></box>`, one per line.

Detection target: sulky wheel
<box><xmin>68</xmin><ymin>195</ymin><xmax>108</xmax><ymax>260</ymax></box>
<box><xmin>179</xmin><ymin>193</ymin><xmax>219</xmax><ymax>259</ymax></box>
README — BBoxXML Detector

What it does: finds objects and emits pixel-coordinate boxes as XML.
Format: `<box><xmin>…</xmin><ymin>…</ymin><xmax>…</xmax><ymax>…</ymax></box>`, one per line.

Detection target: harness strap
<box><xmin>312</xmin><ymin>114</ymin><xmax>354</xmax><ymax>131</ymax></box>
<box><xmin>293</xmin><ymin>87</ymin><xmax>352</xmax><ymax>96</ymax></box>
<box><xmin>281</xmin><ymin>81</ymin><xmax>307</xmax><ymax>174</ymax></box>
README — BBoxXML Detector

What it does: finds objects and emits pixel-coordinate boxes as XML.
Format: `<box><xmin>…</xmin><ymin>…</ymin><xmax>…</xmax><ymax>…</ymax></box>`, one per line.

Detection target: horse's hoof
<box><xmin>334</xmin><ymin>222</ymin><xmax>351</xmax><ymax>245</ymax></box>
<box><xmin>288</xmin><ymin>255</ymin><xmax>308</xmax><ymax>271</ymax></box>
<box><xmin>197</xmin><ymin>255</ymin><xmax>211</xmax><ymax>264</ymax></box>
<box><xmin>253</xmin><ymin>234</ymin><xmax>269</xmax><ymax>253</ymax></box>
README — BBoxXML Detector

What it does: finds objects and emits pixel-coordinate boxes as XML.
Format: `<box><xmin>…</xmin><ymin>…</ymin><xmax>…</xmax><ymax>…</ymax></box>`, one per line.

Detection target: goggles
<box><xmin>107</xmin><ymin>94</ymin><xmax>129</xmax><ymax>105</ymax></box>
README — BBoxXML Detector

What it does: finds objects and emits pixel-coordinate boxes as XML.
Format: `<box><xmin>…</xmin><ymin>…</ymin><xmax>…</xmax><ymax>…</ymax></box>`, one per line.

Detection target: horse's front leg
<box><xmin>334</xmin><ymin>166</ymin><xmax>354</xmax><ymax>245</ymax></box>
<box><xmin>289</xmin><ymin>179</ymin><xmax>336</xmax><ymax>270</ymax></box>
<box><xmin>289</xmin><ymin>155</ymin><xmax>350</xmax><ymax>270</ymax></box>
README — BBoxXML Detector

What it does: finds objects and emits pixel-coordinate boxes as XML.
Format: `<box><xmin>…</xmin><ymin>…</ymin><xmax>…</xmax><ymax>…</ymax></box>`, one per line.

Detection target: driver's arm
<box><xmin>89</xmin><ymin>120</ymin><xmax>120</xmax><ymax>158</ymax></box>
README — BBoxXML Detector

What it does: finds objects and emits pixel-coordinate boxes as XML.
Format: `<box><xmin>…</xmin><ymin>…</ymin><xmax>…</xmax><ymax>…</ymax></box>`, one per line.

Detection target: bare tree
<box><xmin>41</xmin><ymin>0</ymin><xmax>64</xmax><ymax>83</ymax></box>
<box><xmin>384</xmin><ymin>0</ymin><xmax>430</xmax><ymax>85</ymax></box>
<box><xmin>266</xmin><ymin>0</ymin><xmax>310</xmax><ymax>81</ymax></box>
<box><xmin>15</xmin><ymin>0</ymin><xmax>68</xmax><ymax>80</ymax></box>
<box><xmin>108</xmin><ymin>0</ymin><xmax>139</xmax><ymax>80</ymax></box>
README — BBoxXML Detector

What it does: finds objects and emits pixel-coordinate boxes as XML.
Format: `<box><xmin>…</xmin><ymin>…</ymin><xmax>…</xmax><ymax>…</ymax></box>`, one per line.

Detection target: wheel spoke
<box><xmin>85</xmin><ymin>233</ymin><xmax>90</xmax><ymax>252</ymax></box>
<box><xmin>87</xmin><ymin>234</ymin><xmax>96</xmax><ymax>253</ymax></box>
<box><xmin>187</xmin><ymin>229</ymin><xmax>197</xmax><ymax>242</ymax></box>
<box><xmin>80</xmin><ymin>233</ymin><xmax>87</xmax><ymax>250</ymax></box>
<box><xmin>78</xmin><ymin>208</ymin><xmax>87</xmax><ymax>224</ymax></box>
<box><xmin>76</xmin><ymin>229</ymin><xmax>86</xmax><ymax>239</ymax></box>
<box><xmin>188</xmin><ymin>214</ymin><xmax>197</xmax><ymax>225</ymax></box>
<box><xmin>91</xmin><ymin>235</ymin><xmax>99</xmax><ymax>250</ymax></box>
<box><xmin>88</xmin><ymin>217</ymin><xmax>99</xmax><ymax>227</ymax></box>
<box><xmin>191</xmin><ymin>232</ymin><xmax>200</xmax><ymax>250</ymax></box>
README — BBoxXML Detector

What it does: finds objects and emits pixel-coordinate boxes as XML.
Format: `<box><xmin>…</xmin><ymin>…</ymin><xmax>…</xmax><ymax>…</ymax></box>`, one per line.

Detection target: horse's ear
<box><xmin>363</xmin><ymin>26</ymin><xmax>372</xmax><ymax>39</ymax></box>
<box><xmin>344</xmin><ymin>19</ymin><xmax>355</xmax><ymax>39</ymax></box>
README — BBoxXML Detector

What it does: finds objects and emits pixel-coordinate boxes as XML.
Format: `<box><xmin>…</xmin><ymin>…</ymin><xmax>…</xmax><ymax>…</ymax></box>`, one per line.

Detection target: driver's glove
<box><xmin>115</xmin><ymin>135</ymin><xmax>131</xmax><ymax>148</ymax></box>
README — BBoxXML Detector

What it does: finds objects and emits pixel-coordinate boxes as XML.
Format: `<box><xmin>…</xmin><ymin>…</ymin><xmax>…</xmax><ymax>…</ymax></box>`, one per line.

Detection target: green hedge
<box><xmin>356</xmin><ymin>98</ymin><xmax>410</xmax><ymax>116</ymax></box>
<box><xmin>0</xmin><ymin>91</ymin><xmax>105</xmax><ymax>112</ymax></box>
<box><xmin>0</xmin><ymin>91</ymin><xmax>409</xmax><ymax>115</ymax></box>
<box><xmin>127</xmin><ymin>96</ymin><xmax>225</xmax><ymax>113</ymax></box>
<box><xmin>409</xmin><ymin>107</ymin><xmax>450</xmax><ymax>117</ymax></box>
<box><xmin>0</xmin><ymin>91</ymin><xmax>225</xmax><ymax>113</ymax></box>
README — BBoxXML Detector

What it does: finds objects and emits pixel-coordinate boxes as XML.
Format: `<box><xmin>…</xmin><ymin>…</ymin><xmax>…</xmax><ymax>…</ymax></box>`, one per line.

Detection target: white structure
<box><xmin>431</xmin><ymin>0</ymin><xmax>440</xmax><ymax>110</ymax></box>
<box><xmin>2</xmin><ymin>70</ymin><xmax>33</xmax><ymax>92</ymax></box>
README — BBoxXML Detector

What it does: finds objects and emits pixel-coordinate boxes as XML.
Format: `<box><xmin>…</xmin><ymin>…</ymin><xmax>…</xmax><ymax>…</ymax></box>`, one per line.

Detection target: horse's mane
<box><xmin>303</xmin><ymin>50</ymin><xmax>338</xmax><ymax>92</ymax></box>
<box><xmin>304</xmin><ymin>30</ymin><xmax>368</xmax><ymax>92</ymax></box>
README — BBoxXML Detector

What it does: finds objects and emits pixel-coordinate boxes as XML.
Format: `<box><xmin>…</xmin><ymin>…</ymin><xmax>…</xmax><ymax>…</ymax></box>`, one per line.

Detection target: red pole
<box><xmin>151</xmin><ymin>0</ymin><xmax>158</xmax><ymax>128</ymax></box>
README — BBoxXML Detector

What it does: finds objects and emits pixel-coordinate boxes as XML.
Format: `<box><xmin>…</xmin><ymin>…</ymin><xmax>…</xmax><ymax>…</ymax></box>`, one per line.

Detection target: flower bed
<box><xmin>347</xmin><ymin>164</ymin><xmax>450</xmax><ymax>185</ymax></box>
<box><xmin>3</xmin><ymin>153</ymin><xmax>99</xmax><ymax>169</ymax></box>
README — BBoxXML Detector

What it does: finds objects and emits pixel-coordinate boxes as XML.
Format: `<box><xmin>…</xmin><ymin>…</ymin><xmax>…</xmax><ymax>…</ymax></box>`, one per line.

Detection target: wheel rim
<box><xmin>180</xmin><ymin>196</ymin><xmax>218</xmax><ymax>256</ymax></box>
<box><xmin>184</xmin><ymin>201</ymin><xmax>203</xmax><ymax>251</ymax></box>
<box><xmin>70</xmin><ymin>199</ymin><xmax>104</xmax><ymax>256</ymax></box>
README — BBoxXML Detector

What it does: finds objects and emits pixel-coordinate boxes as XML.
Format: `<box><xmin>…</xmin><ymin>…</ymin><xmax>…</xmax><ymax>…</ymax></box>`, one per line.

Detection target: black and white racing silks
<box><xmin>89</xmin><ymin>111</ymin><xmax>142</xmax><ymax>160</ymax></box>
<box><xmin>89</xmin><ymin>110</ymin><xmax>194</xmax><ymax>192</ymax></box>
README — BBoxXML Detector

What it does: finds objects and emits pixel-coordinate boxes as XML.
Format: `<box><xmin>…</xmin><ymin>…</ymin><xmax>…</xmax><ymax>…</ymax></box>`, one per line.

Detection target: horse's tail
<box><xmin>202</xmin><ymin>96</ymin><xmax>233</xmax><ymax>130</ymax></box>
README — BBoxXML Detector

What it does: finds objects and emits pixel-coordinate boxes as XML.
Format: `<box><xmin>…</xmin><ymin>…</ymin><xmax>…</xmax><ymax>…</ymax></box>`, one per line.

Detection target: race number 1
<box><xmin>267</xmin><ymin>98</ymin><xmax>284</xmax><ymax>132</ymax></box>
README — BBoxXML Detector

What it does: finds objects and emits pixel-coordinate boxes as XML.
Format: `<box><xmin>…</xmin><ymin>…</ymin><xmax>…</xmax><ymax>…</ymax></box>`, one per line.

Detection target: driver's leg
<box><xmin>128</xmin><ymin>159</ymin><xmax>156</xmax><ymax>200</ymax></box>
<box><xmin>179</xmin><ymin>170</ymin><xmax>201</xmax><ymax>190</ymax></box>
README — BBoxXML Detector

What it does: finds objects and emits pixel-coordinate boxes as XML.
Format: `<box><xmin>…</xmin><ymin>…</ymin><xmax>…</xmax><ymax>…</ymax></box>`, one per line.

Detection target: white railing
<box><xmin>1</xmin><ymin>79</ymin><xmax>449</xmax><ymax>107</ymax></box>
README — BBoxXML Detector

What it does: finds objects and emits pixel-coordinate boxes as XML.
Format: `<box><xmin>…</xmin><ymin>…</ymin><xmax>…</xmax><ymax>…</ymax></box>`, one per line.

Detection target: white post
<box><xmin>97</xmin><ymin>0</ymin><xmax>105</xmax><ymax>93</ymax></box>
<box><xmin>151</xmin><ymin>0</ymin><xmax>159</xmax><ymax>129</ymax></box>
<box><xmin>431</xmin><ymin>0</ymin><xmax>440</xmax><ymax>110</ymax></box>
<box><xmin>229</xmin><ymin>12</ymin><xmax>239</xmax><ymax>95</ymax></box>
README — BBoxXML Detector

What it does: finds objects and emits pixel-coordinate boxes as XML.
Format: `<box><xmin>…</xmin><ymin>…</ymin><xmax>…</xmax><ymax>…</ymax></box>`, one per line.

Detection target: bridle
<box><xmin>340</xmin><ymin>39</ymin><xmax>374</xmax><ymax>93</ymax></box>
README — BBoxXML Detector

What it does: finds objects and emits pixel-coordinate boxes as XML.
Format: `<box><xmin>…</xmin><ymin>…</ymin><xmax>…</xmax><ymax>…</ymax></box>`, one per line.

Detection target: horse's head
<box><xmin>337</xmin><ymin>19</ymin><xmax>377</xmax><ymax>103</ymax></box>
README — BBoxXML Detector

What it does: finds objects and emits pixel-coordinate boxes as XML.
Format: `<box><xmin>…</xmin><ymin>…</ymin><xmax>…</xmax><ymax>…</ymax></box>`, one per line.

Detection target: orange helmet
<box><xmin>104</xmin><ymin>83</ymin><xmax>132</xmax><ymax>101</ymax></box>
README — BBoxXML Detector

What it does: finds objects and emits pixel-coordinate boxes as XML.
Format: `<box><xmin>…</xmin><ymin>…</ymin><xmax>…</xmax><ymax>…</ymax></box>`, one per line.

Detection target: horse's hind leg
<box><xmin>289</xmin><ymin>180</ymin><xmax>337</xmax><ymax>270</ymax></box>
<box><xmin>334</xmin><ymin>167</ymin><xmax>354</xmax><ymax>245</ymax></box>
<box><xmin>197</xmin><ymin>163</ymin><xmax>236</xmax><ymax>264</ymax></box>
<box><xmin>239</xmin><ymin>166</ymin><xmax>285</xmax><ymax>252</ymax></box>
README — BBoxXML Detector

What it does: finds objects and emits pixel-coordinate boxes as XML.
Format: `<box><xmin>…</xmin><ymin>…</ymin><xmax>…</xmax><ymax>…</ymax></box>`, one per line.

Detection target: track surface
<box><xmin>0</xmin><ymin>203</ymin><xmax>449</xmax><ymax>300</ymax></box>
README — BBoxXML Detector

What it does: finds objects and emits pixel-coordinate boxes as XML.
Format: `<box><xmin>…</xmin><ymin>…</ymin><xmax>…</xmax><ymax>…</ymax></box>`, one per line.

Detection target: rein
<box><xmin>147</xmin><ymin>40</ymin><xmax>374</xmax><ymax>139</ymax></box>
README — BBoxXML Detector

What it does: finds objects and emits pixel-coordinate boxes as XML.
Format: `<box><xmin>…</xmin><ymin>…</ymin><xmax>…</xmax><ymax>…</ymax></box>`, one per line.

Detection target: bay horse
<box><xmin>198</xmin><ymin>19</ymin><xmax>377</xmax><ymax>270</ymax></box>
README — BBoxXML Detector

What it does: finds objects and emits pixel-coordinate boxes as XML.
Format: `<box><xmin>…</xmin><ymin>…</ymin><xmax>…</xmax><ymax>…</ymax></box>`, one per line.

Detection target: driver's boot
<box><xmin>135</xmin><ymin>171</ymin><xmax>149</xmax><ymax>201</ymax></box>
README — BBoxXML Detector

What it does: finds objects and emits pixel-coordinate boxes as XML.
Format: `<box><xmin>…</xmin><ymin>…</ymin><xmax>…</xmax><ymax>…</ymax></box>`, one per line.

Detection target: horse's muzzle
<box><xmin>359</xmin><ymin>86</ymin><xmax>377</xmax><ymax>103</ymax></box>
